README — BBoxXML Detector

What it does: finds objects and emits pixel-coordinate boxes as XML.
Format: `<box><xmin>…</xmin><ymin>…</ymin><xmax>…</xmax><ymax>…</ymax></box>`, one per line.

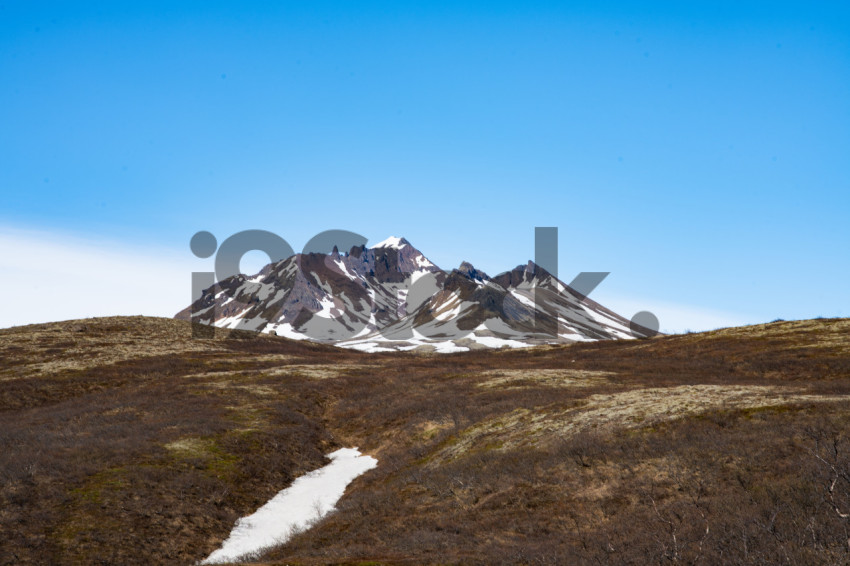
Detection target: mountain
<box><xmin>175</xmin><ymin>236</ymin><xmax>654</xmax><ymax>351</ymax></box>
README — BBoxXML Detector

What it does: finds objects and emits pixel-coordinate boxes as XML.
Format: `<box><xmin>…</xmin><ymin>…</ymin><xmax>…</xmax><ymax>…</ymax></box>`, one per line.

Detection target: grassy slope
<box><xmin>1</xmin><ymin>316</ymin><xmax>849</xmax><ymax>564</ymax></box>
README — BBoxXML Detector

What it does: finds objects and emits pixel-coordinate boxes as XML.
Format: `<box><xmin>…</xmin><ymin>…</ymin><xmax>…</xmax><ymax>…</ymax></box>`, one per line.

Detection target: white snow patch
<box><xmin>190</xmin><ymin>304</ymin><xmax>216</xmax><ymax>317</ymax></box>
<box><xmin>262</xmin><ymin>323</ymin><xmax>309</xmax><ymax>340</ymax></box>
<box><xmin>201</xmin><ymin>448</ymin><xmax>377</xmax><ymax>565</ymax></box>
<box><xmin>215</xmin><ymin>312</ymin><xmax>247</xmax><ymax>329</ymax></box>
<box><xmin>372</xmin><ymin>236</ymin><xmax>407</xmax><ymax>249</ymax></box>
<box><xmin>580</xmin><ymin>304</ymin><xmax>633</xmax><ymax>334</ymax></box>
<box><xmin>467</xmin><ymin>334</ymin><xmax>530</xmax><ymax>349</ymax></box>
<box><xmin>509</xmin><ymin>290</ymin><xmax>537</xmax><ymax>309</ymax></box>
<box><xmin>332</xmin><ymin>257</ymin><xmax>358</xmax><ymax>281</ymax></box>
<box><xmin>557</xmin><ymin>330</ymin><xmax>597</xmax><ymax>342</ymax></box>
<box><xmin>343</xmin><ymin>342</ymin><xmax>396</xmax><ymax>353</ymax></box>
<box><xmin>408</xmin><ymin>270</ymin><xmax>428</xmax><ymax>285</ymax></box>
<box><xmin>431</xmin><ymin>292</ymin><xmax>469</xmax><ymax>322</ymax></box>
<box><xmin>396</xmin><ymin>288</ymin><xmax>408</xmax><ymax>318</ymax></box>
<box><xmin>428</xmin><ymin>340</ymin><xmax>469</xmax><ymax>353</ymax></box>
<box><xmin>314</xmin><ymin>295</ymin><xmax>342</xmax><ymax>319</ymax></box>
<box><xmin>415</xmin><ymin>254</ymin><xmax>434</xmax><ymax>268</ymax></box>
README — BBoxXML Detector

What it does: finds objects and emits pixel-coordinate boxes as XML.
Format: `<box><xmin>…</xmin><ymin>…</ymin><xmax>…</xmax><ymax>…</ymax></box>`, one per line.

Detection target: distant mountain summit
<box><xmin>176</xmin><ymin>237</ymin><xmax>651</xmax><ymax>352</ymax></box>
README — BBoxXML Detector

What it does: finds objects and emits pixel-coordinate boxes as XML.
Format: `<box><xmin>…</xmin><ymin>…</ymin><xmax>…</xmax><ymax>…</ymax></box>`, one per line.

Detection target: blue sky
<box><xmin>1</xmin><ymin>1</ymin><xmax>848</xmax><ymax>330</ymax></box>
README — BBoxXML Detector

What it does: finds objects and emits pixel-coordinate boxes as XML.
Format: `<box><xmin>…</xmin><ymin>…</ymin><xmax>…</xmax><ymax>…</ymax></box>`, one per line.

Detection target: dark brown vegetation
<box><xmin>1</xmin><ymin>316</ymin><xmax>849</xmax><ymax>564</ymax></box>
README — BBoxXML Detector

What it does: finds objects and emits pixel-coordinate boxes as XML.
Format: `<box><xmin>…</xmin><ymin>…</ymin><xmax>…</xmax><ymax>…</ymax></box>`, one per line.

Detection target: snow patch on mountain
<box><xmin>372</xmin><ymin>236</ymin><xmax>408</xmax><ymax>249</ymax></box>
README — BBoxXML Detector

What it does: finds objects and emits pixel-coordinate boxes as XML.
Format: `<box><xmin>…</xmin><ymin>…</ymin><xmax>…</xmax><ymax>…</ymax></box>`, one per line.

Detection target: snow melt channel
<box><xmin>201</xmin><ymin>448</ymin><xmax>377</xmax><ymax>565</ymax></box>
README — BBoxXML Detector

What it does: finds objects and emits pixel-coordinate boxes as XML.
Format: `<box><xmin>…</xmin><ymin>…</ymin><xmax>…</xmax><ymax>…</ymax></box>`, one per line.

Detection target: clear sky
<box><xmin>1</xmin><ymin>1</ymin><xmax>848</xmax><ymax>331</ymax></box>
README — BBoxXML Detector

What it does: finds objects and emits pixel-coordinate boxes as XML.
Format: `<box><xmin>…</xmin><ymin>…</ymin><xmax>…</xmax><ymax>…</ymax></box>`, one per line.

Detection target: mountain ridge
<box><xmin>175</xmin><ymin>236</ymin><xmax>654</xmax><ymax>352</ymax></box>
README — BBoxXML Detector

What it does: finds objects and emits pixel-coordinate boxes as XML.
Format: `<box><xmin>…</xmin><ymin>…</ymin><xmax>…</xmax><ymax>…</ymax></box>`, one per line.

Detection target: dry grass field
<box><xmin>1</xmin><ymin>316</ymin><xmax>850</xmax><ymax>564</ymax></box>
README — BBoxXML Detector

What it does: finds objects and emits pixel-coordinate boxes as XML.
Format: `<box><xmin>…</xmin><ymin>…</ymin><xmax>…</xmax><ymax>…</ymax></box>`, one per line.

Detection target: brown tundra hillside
<box><xmin>1</xmin><ymin>316</ymin><xmax>850</xmax><ymax>565</ymax></box>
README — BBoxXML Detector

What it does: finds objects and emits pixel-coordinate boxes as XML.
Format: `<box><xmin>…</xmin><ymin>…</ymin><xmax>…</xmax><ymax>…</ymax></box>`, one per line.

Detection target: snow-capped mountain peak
<box><xmin>372</xmin><ymin>236</ymin><xmax>409</xmax><ymax>249</ymax></box>
<box><xmin>176</xmin><ymin>237</ymin><xmax>654</xmax><ymax>352</ymax></box>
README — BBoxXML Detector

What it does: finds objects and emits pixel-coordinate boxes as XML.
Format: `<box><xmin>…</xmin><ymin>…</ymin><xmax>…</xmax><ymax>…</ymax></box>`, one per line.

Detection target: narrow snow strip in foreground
<box><xmin>201</xmin><ymin>448</ymin><xmax>377</xmax><ymax>565</ymax></box>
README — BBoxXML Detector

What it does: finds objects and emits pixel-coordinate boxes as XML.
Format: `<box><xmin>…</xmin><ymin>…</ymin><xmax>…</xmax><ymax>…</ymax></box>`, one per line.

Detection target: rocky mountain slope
<box><xmin>176</xmin><ymin>237</ymin><xmax>652</xmax><ymax>352</ymax></box>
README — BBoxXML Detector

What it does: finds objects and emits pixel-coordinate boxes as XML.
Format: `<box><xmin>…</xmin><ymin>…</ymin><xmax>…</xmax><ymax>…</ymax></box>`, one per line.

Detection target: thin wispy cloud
<box><xmin>0</xmin><ymin>226</ymin><xmax>202</xmax><ymax>329</ymax></box>
<box><xmin>591</xmin><ymin>292</ymin><xmax>760</xmax><ymax>335</ymax></box>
